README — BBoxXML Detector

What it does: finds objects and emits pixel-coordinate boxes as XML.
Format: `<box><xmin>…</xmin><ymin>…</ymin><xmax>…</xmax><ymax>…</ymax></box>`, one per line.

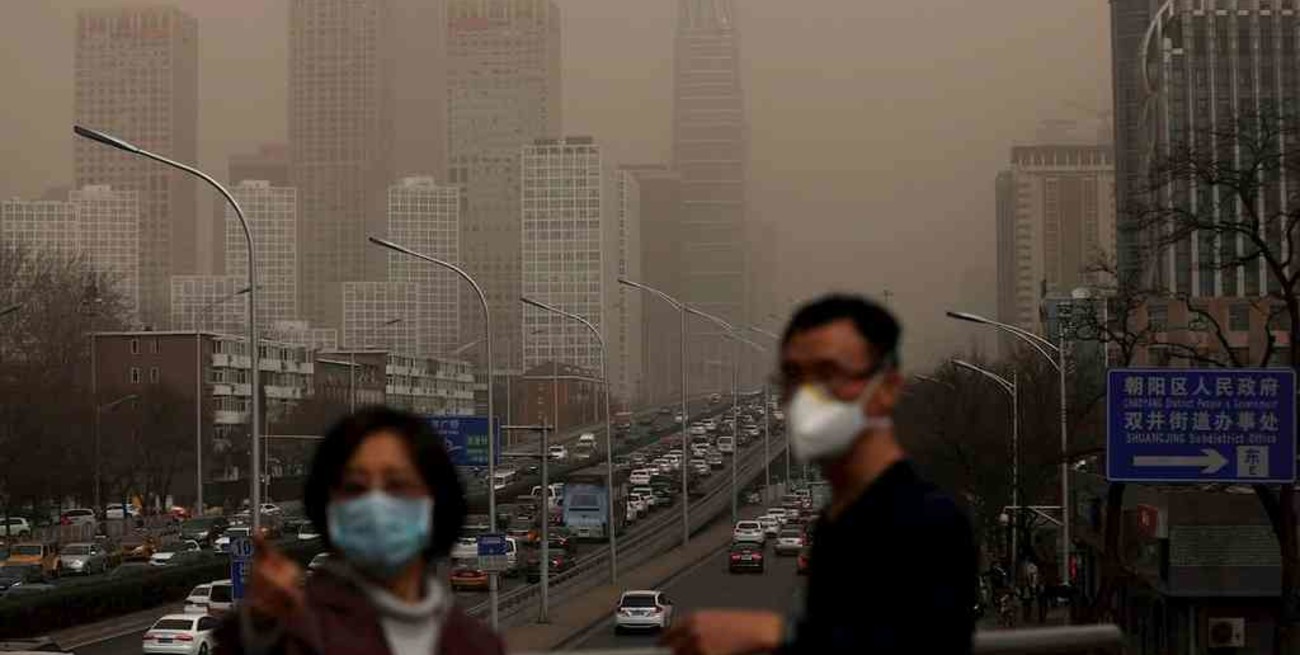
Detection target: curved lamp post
<box><xmin>952</xmin><ymin>358</ymin><xmax>1019</xmax><ymax>588</ymax></box>
<box><xmin>520</xmin><ymin>296</ymin><xmax>617</xmax><ymax>583</ymax></box>
<box><xmin>75</xmin><ymin>125</ymin><xmax>263</xmax><ymax>532</ymax></box>
<box><xmin>948</xmin><ymin>309</ymin><xmax>1070</xmax><ymax>592</ymax></box>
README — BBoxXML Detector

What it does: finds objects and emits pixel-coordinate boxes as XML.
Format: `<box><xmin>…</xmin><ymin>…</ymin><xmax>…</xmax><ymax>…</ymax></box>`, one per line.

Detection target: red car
<box><xmin>449</xmin><ymin>567</ymin><xmax>489</xmax><ymax>592</ymax></box>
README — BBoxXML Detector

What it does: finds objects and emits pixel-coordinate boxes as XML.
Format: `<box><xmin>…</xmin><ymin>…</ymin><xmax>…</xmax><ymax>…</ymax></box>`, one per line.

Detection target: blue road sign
<box><xmin>1107</xmin><ymin>368</ymin><xmax>1296</xmax><ymax>483</ymax></box>
<box><xmin>229</xmin><ymin>535</ymin><xmax>253</xmax><ymax>600</ymax></box>
<box><xmin>427</xmin><ymin>416</ymin><xmax>501</xmax><ymax>467</ymax></box>
<box><xmin>477</xmin><ymin>533</ymin><xmax>508</xmax><ymax>557</ymax></box>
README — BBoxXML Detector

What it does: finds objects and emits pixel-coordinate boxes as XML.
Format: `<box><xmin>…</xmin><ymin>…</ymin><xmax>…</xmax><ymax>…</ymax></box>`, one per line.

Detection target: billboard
<box><xmin>427</xmin><ymin>415</ymin><xmax>500</xmax><ymax>467</ymax></box>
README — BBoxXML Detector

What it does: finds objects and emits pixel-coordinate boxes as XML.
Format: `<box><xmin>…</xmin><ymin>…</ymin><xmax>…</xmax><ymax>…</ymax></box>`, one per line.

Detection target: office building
<box><xmin>387</xmin><ymin>177</ymin><xmax>461</xmax><ymax>355</ymax></box>
<box><xmin>623</xmin><ymin>165</ymin><xmax>684</xmax><ymax>405</ymax></box>
<box><xmin>216</xmin><ymin>144</ymin><xmax>290</xmax><ymax>273</ymax></box>
<box><xmin>447</xmin><ymin>0</ymin><xmax>562</xmax><ymax>371</ymax></box>
<box><xmin>341</xmin><ymin>281</ymin><xmax>438</xmax><ymax>357</ymax></box>
<box><xmin>520</xmin><ymin>137</ymin><xmax>616</xmax><ymax>379</ymax></box>
<box><xmin>289</xmin><ymin>0</ymin><xmax>395</xmax><ymax>327</ymax></box>
<box><xmin>169</xmin><ymin>275</ymin><xmax>247</xmax><ymax>335</ymax></box>
<box><xmin>75</xmin><ymin>7</ymin><xmax>198</xmax><ymax>327</ymax></box>
<box><xmin>225</xmin><ymin>181</ymin><xmax>299</xmax><ymax>327</ymax></box>
<box><xmin>994</xmin><ymin>144</ymin><xmax>1116</xmax><ymax>338</ymax></box>
<box><xmin>613</xmin><ymin>168</ymin><xmax>644</xmax><ymax>407</ymax></box>
<box><xmin>2</xmin><ymin>186</ymin><xmax>141</xmax><ymax>318</ymax></box>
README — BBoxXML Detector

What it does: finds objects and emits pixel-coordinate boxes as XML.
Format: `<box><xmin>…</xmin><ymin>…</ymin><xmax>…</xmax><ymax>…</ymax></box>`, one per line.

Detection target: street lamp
<box><xmin>349</xmin><ymin>317</ymin><xmax>403</xmax><ymax>412</ymax></box>
<box><xmin>952</xmin><ymin>358</ymin><xmax>1019</xmax><ymax>587</ymax></box>
<box><xmin>948</xmin><ymin>309</ymin><xmax>1070</xmax><ymax>591</ymax></box>
<box><xmin>76</xmin><ymin>125</ymin><xmax>263</xmax><ymax>531</ymax></box>
<box><xmin>521</xmin><ymin>296</ymin><xmax>618</xmax><ymax>583</ymax></box>
<box><xmin>367</xmin><ymin>236</ymin><xmax>500</xmax><ymax>628</ymax></box>
<box><xmin>0</xmin><ymin>304</ymin><xmax>21</xmax><ymax>319</ymax></box>
<box><xmin>748</xmin><ymin>326</ymin><xmax>789</xmax><ymax>488</ymax></box>
<box><xmin>617</xmin><ymin>278</ymin><xmax>691</xmax><ymax>546</ymax></box>
<box><xmin>94</xmin><ymin>392</ymin><xmax>139</xmax><ymax>515</ymax></box>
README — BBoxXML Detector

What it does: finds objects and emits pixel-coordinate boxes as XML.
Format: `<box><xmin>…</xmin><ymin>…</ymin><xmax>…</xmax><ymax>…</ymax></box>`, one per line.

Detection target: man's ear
<box><xmin>870</xmin><ymin>368</ymin><xmax>905</xmax><ymax>414</ymax></box>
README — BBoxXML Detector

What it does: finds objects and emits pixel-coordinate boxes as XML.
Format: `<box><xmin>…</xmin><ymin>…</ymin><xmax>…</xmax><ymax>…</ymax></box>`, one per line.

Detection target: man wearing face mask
<box><xmin>663</xmin><ymin>294</ymin><xmax>977</xmax><ymax>655</ymax></box>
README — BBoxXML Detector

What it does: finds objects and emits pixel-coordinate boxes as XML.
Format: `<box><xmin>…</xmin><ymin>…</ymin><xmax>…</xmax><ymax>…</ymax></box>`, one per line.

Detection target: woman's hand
<box><xmin>246</xmin><ymin>534</ymin><xmax>305</xmax><ymax>622</ymax></box>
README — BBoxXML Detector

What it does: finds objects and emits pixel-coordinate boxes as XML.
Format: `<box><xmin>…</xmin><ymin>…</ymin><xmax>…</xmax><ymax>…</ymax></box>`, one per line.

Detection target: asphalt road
<box><xmin>574</xmin><ymin>537</ymin><xmax>804</xmax><ymax>649</ymax></box>
<box><xmin>76</xmin><ymin>630</ymin><xmax>148</xmax><ymax>655</ymax></box>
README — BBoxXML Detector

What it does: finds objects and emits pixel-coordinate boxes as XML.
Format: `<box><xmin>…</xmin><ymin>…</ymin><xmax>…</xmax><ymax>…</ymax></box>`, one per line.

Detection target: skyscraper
<box><xmin>289</xmin><ymin>0</ymin><xmax>395</xmax><ymax>327</ymax></box>
<box><xmin>521</xmin><ymin>137</ymin><xmax>616</xmax><ymax>377</ymax></box>
<box><xmin>216</xmin><ymin>144</ymin><xmax>290</xmax><ymax>274</ymax></box>
<box><xmin>74</xmin><ymin>6</ymin><xmax>198</xmax><ymax>327</ymax></box>
<box><xmin>226</xmin><ymin>180</ymin><xmax>299</xmax><ymax>327</ymax></box>
<box><xmin>2</xmin><ymin>186</ymin><xmax>141</xmax><ymax>318</ymax></box>
<box><xmin>447</xmin><ymin>0</ymin><xmax>562</xmax><ymax>371</ymax></box>
<box><xmin>624</xmin><ymin>164</ymin><xmax>684</xmax><ymax>405</ymax></box>
<box><xmin>994</xmin><ymin>145</ymin><xmax>1116</xmax><ymax>337</ymax></box>
<box><xmin>386</xmin><ymin>176</ymin><xmax>461</xmax><ymax>355</ymax></box>
<box><xmin>614</xmin><ymin>168</ymin><xmax>644</xmax><ymax>407</ymax></box>
<box><xmin>674</xmin><ymin>0</ymin><xmax>748</xmax><ymax>390</ymax></box>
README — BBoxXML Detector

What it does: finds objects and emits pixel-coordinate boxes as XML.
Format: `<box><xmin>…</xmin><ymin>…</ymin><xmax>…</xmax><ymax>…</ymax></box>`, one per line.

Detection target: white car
<box><xmin>758</xmin><ymin>515</ymin><xmax>781</xmax><ymax>537</ymax></box>
<box><xmin>297</xmin><ymin>522</ymin><xmax>321</xmax><ymax>541</ymax></box>
<box><xmin>732</xmin><ymin>520</ymin><xmax>765</xmax><ymax>545</ymax></box>
<box><xmin>142</xmin><ymin>613</ymin><xmax>219</xmax><ymax>655</ymax></box>
<box><xmin>151</xmin><ymin>540</ymin><xmax>203</xmax><ymax>567</ymax></box>
<box><xmin>214</xmin><ymin>527</ymin><xmax>250</xmax><ymax>553</ymax></box>
<box><xmin>183</xmin><ymin>584</ymin><xmax>212</xmax><ymax>614</ymax></box>
<box><xmin>766</xmin><ymin>508</ymin><xmax>790</xmax><ymax>525</ymax></box>
<box><xmin>629</xmin><ymin>469</ymin><xmax>652</xmax><ymax>486</ymax></box>
<box><xmin>716</xmin><ymin>437</ymin><xmax>735</xmax><ymax>454</ymax></box>
<box><xmin>775</xmin><ymin>528</ymin><xmax>805</xmax><ymax>555</ymax></box>
<box><xmin>615</xmin><ymin>590</ymin><xmax>675</xmax><ymax>632</ymax></box>
<box><xmin>631</xmin><ymin>486</ymin><xmax>657</xmax><ymax>509</ymax></box>
<box><xmin>0</xmin><ymin>517</ymin><xmax>31</xmax><ymax>539</ymax></box>
<box><xmin>628</xmin><ymin>493</ymin><xmax>648</xmax><ymax>517</ymax></box>
<box><xmin>60</xmin><ymin>508</ymin><xmax>98</xmax><ymax>527</ymax></box>
<box><xmin>548</xmin><ymin>444</ymin><xmax>569</xmax><ymax>461</ymax></box>
<box><xmin>625</xmin><ymin>501</ymin><xmax>640</xmax><ymax>522</ymax></box>
<box><xmin>260</xmin><ymin>503</ymin><xmax>283</xmax><ymax>516</ymax></box>
<box><xmin>105</xmin><ymin>503</ymin><xmax>140</xmax><ymax>520</ymax></box>
<box><xmin>451</xmin><ymin>536</ymin><xmax>479</xmax><ymax>565</ymax></box>
<box><xmin>687</xmin><ymin>425</ymin><xmax>707</xmax><ymax>437</ymax></box>
<box><xmin>207</xmin><ymin>580</ymin><xmax>235</xmax><ymax>615</ymax></box>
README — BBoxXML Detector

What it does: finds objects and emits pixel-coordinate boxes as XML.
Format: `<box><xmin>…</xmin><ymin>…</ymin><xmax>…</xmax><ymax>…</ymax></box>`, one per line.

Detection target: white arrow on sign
<box><xmin>1133</xmin><ymin>448</ymin><xmax>1229</xmax><ymax>474</ymax></box>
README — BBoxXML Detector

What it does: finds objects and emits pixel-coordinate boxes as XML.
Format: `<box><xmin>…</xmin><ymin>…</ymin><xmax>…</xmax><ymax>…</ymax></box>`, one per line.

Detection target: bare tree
<box><xmin>1133</xmin><ymin>108</ymin><xmax>1300</xmax><ymax>653</ymax></box>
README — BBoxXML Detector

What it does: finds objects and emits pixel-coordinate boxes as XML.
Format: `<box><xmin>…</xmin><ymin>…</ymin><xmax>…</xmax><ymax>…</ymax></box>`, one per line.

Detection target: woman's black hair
<box><xmin>304</xmin><ymin>406</ymin><xmax>466</xmax><ymax>560</ymax></box>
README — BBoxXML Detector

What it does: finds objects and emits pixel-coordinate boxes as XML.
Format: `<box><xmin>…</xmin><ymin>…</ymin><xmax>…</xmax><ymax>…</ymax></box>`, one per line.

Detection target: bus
<box><xmin>562</xmin><ymin>468</ymin><xmax>626</xmax><ymax>540</ymax></box>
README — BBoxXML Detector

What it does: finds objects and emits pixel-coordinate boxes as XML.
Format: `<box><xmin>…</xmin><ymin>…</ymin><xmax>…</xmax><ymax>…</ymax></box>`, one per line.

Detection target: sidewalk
<box><xmin>502</xmin><ymin>517</ymin><xmax>736</xmax><ymax>652</ymax></box>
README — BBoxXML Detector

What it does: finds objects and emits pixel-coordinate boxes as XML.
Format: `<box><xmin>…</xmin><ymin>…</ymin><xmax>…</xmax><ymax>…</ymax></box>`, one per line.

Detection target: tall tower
<box><xmin>673</xmin><ymin>0</ymin><xmax>748</xmax><ymax>389</ymax></box>
<box><xmin>447</xmin><ymin>0</ymin><xmax>562</xmax><ymax>372</ymax></box>
<box><xmin>74</xmin><ymin>7</ymin><xmax>198</xmax><ymax>328</ymax></box>
<box><xmin>289</xmin><ymin>0</ymin><xmax>396</xmax><ymax>327</ymax></box>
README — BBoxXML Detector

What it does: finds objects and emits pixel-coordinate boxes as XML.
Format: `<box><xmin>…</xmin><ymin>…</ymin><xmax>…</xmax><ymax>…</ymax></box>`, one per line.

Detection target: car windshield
<box><xmin>209</xmin><ymin>585</ymin><xmax>232</xmax><ymax>603</ymax></box>
<box><xmin>737</xmin><ymin>522</ymin><xmax>759</xmax><ymax>530</ymax></box>
<box><xmin>11</xmin><ymin>545</ymin><xmax>41</xmax><ymax>556</ymax></box>
<box><xmin>621</xmin><ymin>594</ymin><xmax>657</xmax><ymax>608</ymax></box>
<box><xmin>226</xmin><ymin>528</ymin><xmax>250</xmax><ymax>537</ymax></box>
<box><xmin>780</xmin><ymin>530</ymin><xmax>802</xmax><ymax>539</ymax></box>
<box><xmin>153</xmin><ymin>618</ymin><xmax>195</xmax><ymax>631</ymax></box>
<box><xmin>62</xmin><ymin>545</ymin><xmax>91</xmax><ymax>555</ymax></box>
<box><xmin>190</xmin><ymin>585</ymin><xmax>210</xmax><ymax>598</ymax></box>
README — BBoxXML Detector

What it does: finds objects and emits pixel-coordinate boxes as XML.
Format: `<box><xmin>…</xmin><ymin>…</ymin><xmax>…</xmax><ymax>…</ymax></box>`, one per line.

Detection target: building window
<box><xmin>150</xmin><ymin>338</ymin><xmax>159</xmax><ymax>354</ymax></box>
<box><xmin>129</xmin><ymin>367</ymin><xmax>141</xmax><ymax>384</ymax></box>
<box><xmin>130</xmin><ymin>338</ymin><xmax>140</xmax><ymax>355</ymax></box>
<box><xmin>1229</xmin><ymin>303</ymin><xmax>1250</xmax><ymax>332</ymax></box>
<box><xmin>1148</xmin><ymin>304</ymin><xmax>1169</xmax><ymax>333</ymax></box>
<box><xmin>149</xmin><ymin>367</ymin><xmax>160</xmax><ymax>384</ymax></box>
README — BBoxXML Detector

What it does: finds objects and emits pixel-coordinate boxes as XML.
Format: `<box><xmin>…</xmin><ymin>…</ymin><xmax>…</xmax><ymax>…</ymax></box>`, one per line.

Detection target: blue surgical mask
<box><xmin>327</xmin><ymin>491</ymin><xmax>433</xmax><ymax>579</ymax></box>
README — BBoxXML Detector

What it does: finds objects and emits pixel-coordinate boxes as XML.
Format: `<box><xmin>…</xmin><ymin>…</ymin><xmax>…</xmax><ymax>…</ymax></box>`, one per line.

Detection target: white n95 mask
<box><xmin>786</xmin><ymin>374</ymin><xmax>892</xmax><ymax>463</ymax></box>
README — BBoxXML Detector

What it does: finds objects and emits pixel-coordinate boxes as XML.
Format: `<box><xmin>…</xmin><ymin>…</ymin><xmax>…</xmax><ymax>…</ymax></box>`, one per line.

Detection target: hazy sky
<box><xmin>0</xmin><ymin>0</ymin><xmax>1111</xmax><ymax>369</ymax></box>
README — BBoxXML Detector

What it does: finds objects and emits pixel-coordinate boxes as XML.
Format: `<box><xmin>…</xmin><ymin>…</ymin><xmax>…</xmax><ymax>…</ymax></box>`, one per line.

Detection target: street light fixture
<box><xmin>951</xmin><ymin>358</ymin><xmax>1019</xmax><ymax>587</ymax></box>
<box><xmin>0</xmin><ymin>304</ymin><xmax>21</xmax><ymax>318</ymax></box>
<box><xmin>617</xmin><ymin>278</ymin><xmax>691</xmax><ymax>546</ymax></box>
<box><xmin>947</xmin><ymin>309</ymin><xmax>1070</xmax><ymax>592</ymax></box>
<box><xmin>348</xmin><ymin>317</ymin><xmax>403</xmax><ymax>412</ymax></box>
<box><xmin>520</xmin><ymin>296</ymin><xmax>618</xmax><ymax>583</ymax></box>
<box><xmin>747</xmin><ymin>326</ymin><xmax>789</xmax><ymax>487</ymax></box>
<box><xmin>367</xmin><ymin>235</ymin><xmax>500</xmax><ymax>628</ymax></box>
<box><xmin>75</xmin><ymin>124</ymin><xmax>264</xmax><ymax>532</ymax></box>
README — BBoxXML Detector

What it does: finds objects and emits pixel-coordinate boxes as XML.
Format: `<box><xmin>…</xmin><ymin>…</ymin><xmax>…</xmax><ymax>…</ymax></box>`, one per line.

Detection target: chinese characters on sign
<box><xmin>1107</xmin><ymin>369</ymin><xmax>1295</xmax><ymax>483</ymax></box>
<box><xmin>427</xmin><ymin>416</ymin><xmax>501</xmax><ymax>467</ymax></box>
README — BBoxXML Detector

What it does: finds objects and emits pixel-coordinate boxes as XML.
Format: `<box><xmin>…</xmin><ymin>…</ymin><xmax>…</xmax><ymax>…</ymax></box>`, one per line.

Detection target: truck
<box><xmin>562</xmin><ymin>468</ymin><xmax>626</xmax><ymax>541</ymax></box>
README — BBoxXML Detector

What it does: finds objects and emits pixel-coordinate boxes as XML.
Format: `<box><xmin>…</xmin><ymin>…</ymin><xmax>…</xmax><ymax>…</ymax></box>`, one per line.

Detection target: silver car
<box><xmin>58</xmin><ymin>542</ymin><xmax>108</xmax><ymax>575</ymax></box>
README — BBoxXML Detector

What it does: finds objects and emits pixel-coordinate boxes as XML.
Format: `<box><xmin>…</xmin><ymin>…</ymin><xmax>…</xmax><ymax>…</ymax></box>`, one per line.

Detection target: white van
<box><xmin>576</xmin><ymin>433</ymin><xmax>597</xmax><ymax>449</ymax></box>
<box><xmin>492</xmin><ymin>468</ymin><xmax>518</xmax><ymax>491</ymax></box>
<box><xmin>629</xmin><ymin>469</ymin><xmax>652</xmax><ymax>486</ymax></box>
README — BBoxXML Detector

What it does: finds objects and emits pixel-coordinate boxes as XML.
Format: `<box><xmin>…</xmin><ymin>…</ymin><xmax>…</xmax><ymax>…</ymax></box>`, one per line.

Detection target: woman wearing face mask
<box><xmin>215</xmin><ymin>407</ymin><xmax>503</xmax><ymax>655</ymax></box>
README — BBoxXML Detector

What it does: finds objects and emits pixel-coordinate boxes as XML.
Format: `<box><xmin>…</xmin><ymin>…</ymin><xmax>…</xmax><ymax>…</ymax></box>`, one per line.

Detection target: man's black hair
<box><xmin>304</xmin><ymin>406</ymin><xmax>466</xmax><ymax>560</ymax></box>
<box><xmin>781</xmin><ymin>293</ymin><xmax>902</xmax><ymax>369</ymax></box>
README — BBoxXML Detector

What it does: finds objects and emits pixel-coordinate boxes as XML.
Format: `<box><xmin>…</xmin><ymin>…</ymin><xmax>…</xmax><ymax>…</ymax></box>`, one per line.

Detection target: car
<box><xmin>179</xmin><ymin>517</ymin><xmax>229</xmax><ymax>547</ymax></box>
<box><xmin>58</xmin><ymin>542</ymin><xmax>109</xmax><ymax>575</ymax></box>
<box><xmin>214</xmin><ymin>526</ymin><xmax>250</xmax><ymax>553</ymax></box>
<box><xmin>525</xmin><ymin>552</ymin><xmax>573</xmax><ymax>583</ymax></box>
<box><xmin>0</xmin><ymin>518</ymin><xmax>31</xmax><ymax>540</ymax></box>
<box><xmin>687</xmin><ymin>425</ymin><xmax>707</xmax><ymax>438</ymax></box>
<box><xmin>707</xmin><ymin>452</ymin><xmax>724</xmax><ymax>469</ymax></box>
<box><xmin>450</xmin><ymin>536</ymin><xmax>479</xmax><ymax>565</ymax></box>
<box><xmin>716</xmin><ymin>436</ymin><xmax>735</xmax><ymax>454</ymax></box>
<box><xmin>260</xmin><ymin>503</ymin><xmax>283</xmax><ymax>516</ymax></box>
<box><xmin>0</xmin><ymin>564</ymin><xmax>46</xmax><ymax>595</ymax></box>
<box><xmin>59</xmin><ymin>508</ymin><xmax>97</xmax><ymax>527</ymax></box>
<box><xmin>797</xmin><ymin>547</ymin><xmax>811</xmax><ymax>574</ymax></box>
<box><xmin>628</xmin><ymin>469</ymin><xmax>652</xmax><ymax>486</ymax></box>
<box><xmin>296</xmin><ymin>522</ymin><xmax>321</xmax><ymax>541</ymax></box>
<box><xmin>547</xmin><ymin>530</ymin><xmax>575</xmax><ymax>553</ymax></box>
<box><xmin>4</xmin><ymin>541</ymin><xmax>60</xmax><ymax>578</ymax></box>
<box><xmin>150</xmin><ymin>540</ymin><xmax>203</xmax><ymax>567</ymax></box>
<box><xmin>615</xmin><ymin>590</ymin><xmax>675</xmax><ymax>632</ymax></box>
<box><xmin>120</xmin><ymin>534</ymin><xmax>158</xmax><ymax>562</ymax></box>
<box><xmin>631</xmin><ymin>486</ymin><xmax>657</xmax><ymax>510</ymax></box>
<box><xmin>206</xmin><ymin>580</ymin><xmax>235</xmax><ymax>615</ymax></box>
<box><xmin>732</xmin><ymin>520</ymin><xmax>764</xmax><ymax>545</ymax></box>
<box><xmin>182</xmin><ymin>584</ymin><xmax>215</xmax><ymax>614</ymax></box>
<box><xmin>307</xmin><ymin>552</ymin><xmax>332</xmax><ymax>574</ymax></box>
<box><xmin>142</xmin><ymin>613</ymin><xmax>219</xmax><ymax>655</ymax></box>
<box><xmin>104</xmin><ymin>503</ymin><xmax>140</xmax><ymax>520</ymax></box>
<box><xmin>548</xmin><ymin>444</ymin><xmax>569</xmax><ymax>461</ymax></box>
<box><xmin>449</xmin><ymin>566</ymin><xmax>489</xmax><ymax>592</ymax></box>
<box><xmin>576</xmin><ymin>433</ymin><xmax>598</xmax><ymax>450</ymax></box>
<box><xmin>728</xmin><ymin>541</ymin><xmax>765</xmax><ymax>573</ymax></box>
<box><xmin>775</xmin><ymin>528</ymin><xmax>805</xmax><ymax>555</ymax></box>
<box><xmin>758</xmin><ymin>515</ymin><xmax>781</xmax><ymax>538</ymax></box>
<box><xmin>765</xmin><ymin>508</ymin><xmax>790</xmax><ymax>526</ymax></box>
<box><xmin>628</xmin><ymin>493</ymin><xmax>648</xmax><ymax>517</ymax></box>
<box><xmin>169</xmin><ymin>506</ymin><xmax>193</xmax><ymax>522</ymax></box>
